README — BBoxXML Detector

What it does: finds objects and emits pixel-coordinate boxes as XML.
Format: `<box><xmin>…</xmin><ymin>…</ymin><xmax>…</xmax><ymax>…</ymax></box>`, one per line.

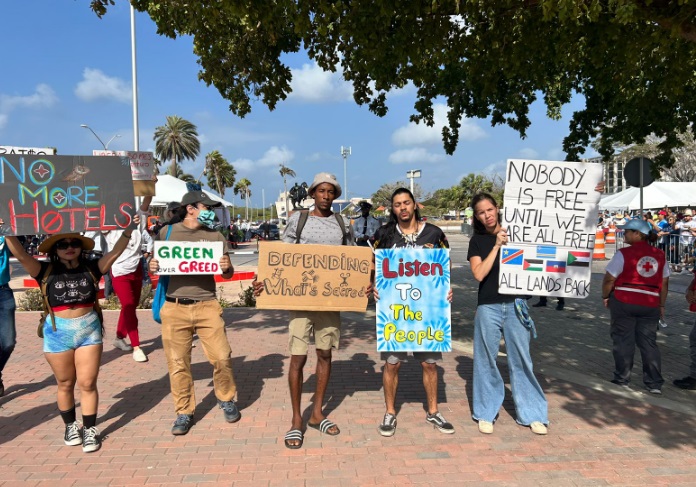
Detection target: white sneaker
<box><xmin>133</xmin><ymin>348</ymin><xmax>148</xmax><ymax>362</ymax></box>
<box><xmin>478</xmin><ymin>420</ymin><xmax>494</xmax><ymax>434</ymax></box>
<box><xmin>113</xmin><ymin>337</ymin><xmax>133</xmax><ymax>351</ymax></box>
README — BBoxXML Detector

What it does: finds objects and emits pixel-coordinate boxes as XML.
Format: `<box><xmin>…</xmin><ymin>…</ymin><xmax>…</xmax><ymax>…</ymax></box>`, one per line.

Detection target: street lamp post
<box><xmin>406</xmin><ymin>169</ymin><xmax>422</xmax><ymax>195</ymax></box>
<box><xmin>80</xmin><ymin>124</ymin><xmax>121</xmax><ymax>150</ymax></box>
<box><xmin>340</xmin><ymin>146</ymin><xmax>351</xmax><ymax>202</ymax></box>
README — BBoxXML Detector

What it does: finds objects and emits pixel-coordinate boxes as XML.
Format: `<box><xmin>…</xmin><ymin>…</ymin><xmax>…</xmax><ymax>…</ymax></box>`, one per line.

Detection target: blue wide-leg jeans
<box><xmin>472</xmin><ymin>302</ymin><xmax>548</xmax><ymax>426</ymax></box>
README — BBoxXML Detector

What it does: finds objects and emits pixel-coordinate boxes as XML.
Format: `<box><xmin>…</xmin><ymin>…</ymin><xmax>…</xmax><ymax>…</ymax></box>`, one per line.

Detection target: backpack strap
<box><xmin>39</xmin><ymin>263</ymin><xmax>57</xmax><ymax>331</ymax></box>
<box><xmin>333</xmin><ymin>214</ymin><xmax>349</xmax><ymax>246</ymax></box>
<box><xmin>294</xmin><ymin>210</ymin><xmax>309</xmax><ymax>244</ymax></box>
<box><xmin>295</xmin><ymin>210</ymin><xmax>348</xmax><ymax>245</ymax></box>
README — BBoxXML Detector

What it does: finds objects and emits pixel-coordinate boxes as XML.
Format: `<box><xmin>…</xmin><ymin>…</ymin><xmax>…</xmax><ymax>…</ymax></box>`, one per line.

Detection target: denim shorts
<box><xmin>42</xmin><ymin>311</ymin><xmax>103</xmax><ymax>353</ymax></box>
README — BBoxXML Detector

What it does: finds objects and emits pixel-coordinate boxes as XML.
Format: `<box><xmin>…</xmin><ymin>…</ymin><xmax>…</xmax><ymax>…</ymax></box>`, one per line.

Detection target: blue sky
<box><xmin>0</xmin><ymin>2</ymin><xmax>597</xmax><ymax>207</ymax></box>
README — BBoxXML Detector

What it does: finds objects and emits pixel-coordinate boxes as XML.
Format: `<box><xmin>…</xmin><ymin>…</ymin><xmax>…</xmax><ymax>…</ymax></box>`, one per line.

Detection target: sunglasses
<box><xmin>55</xmin><ymin>240</ymin><xmax>83</xmax><ymax>250</ymax></box>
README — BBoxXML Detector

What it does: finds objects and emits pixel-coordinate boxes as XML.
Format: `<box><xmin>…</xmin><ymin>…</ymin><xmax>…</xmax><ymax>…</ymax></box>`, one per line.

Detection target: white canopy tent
<box><xmin>599</xmin><ymin>182</ymin><xmax>696</xmax><ymax>210</ymax></box>
<box><xmin>151</xmin><ymin>175</ymin><xmax>234</xmax><ymax>208</ymax></box>
<box><xmin>150</xmin><ymin>175</ymin><xmax>234</xmax><ymax>228</ymax></box>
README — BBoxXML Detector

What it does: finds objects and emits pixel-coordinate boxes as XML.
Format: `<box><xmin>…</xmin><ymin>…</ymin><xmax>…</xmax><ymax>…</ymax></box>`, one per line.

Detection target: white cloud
<box><xmin>289</xmin><ymin>62</ymin><xmax>353</xmax><ymax>103</ymax></box>
<box><xmin>391</xmin><ymin>103</ymin><xmax>486</xmax><ymax>147</ymax></box>
<box><xmin>518</xmin><ymin>148</ymin><xmax>539</xmax><ymax>159</ymax></box>
<box><xmin>230</xmin><ymin>146</ymin><xmax>295</xmax><ymax>173</ymax></box>
<box><xmin>546</xmin><ymin>148</ymin><xmax>566</xmax><ymax>161</ymax></box>
<box><xmin>75</xmin><ymin>68</ymin><xmax>131</xmax><ymax>103</ymax></box>
<box><xmin>0</xmin><ymin>84</ymin><xmax>58</xmax><ymax>131</ymax></box>
<box><xmin>480</xmin><ymin>160</ymin><xmax>507</xmax><ymax>176</ymax></box>
<box><xmin>388</xmin><ymin>147</ymin><xmax>445</xmax><ymax>165</ymax></box>
<box><xmin>0</xmin><ymin>83</ymin><xmax>58</xmax><ymax>111</ymax></box>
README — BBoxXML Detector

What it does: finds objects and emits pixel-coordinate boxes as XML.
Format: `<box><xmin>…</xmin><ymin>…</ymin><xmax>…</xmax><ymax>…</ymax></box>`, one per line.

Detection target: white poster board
<box><xmin>92</xmin><ymin>150</ymin><xmax>154</xmax><ymax>180</ymax></box>
<box><xmin>499</xmin><ymin>159</ymin><xmax>603</xmax><ymax>298</ymax></box>
<box><xmin>153</xmin><ymin>241</ymin><xmax>223</xmax><ymax>275</ymax></box>
<box><xmin>0</xmin><ymin>146</ymin><xmax>56</xmax><ymax>155</ymax></box>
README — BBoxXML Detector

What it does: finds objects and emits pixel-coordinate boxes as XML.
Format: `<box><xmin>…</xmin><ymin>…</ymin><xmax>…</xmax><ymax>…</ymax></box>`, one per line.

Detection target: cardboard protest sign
<box><xmin>255</xmin><ymin>241</ymin><xmax>372</xmax><ymax>311</ymax></box>
<box><xmin>375</xmin><ymin>248</ymin><xmax>451</xmax><ymax>352</ymax></box>
<box><xmin>153</xmin><ymin>241</ymin><xmax>224</xmax><ymax>275</ymax></box>
<box><xmin>93</xmin><ymin>150</ymin><xmax>155</xmax><ymax>196</ymax></box>
<box><xmin>499</xmin><ymin>159</ymin><xmax>603</xmax><ymax>298</ymax></box>
<box><xmin>0</xmin><ymin>154</ymin><xmax>136</xmax><ymax>236</ymax></box>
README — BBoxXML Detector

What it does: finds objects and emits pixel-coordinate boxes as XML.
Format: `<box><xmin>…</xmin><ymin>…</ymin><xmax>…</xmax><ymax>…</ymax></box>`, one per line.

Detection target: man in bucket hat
<box><xmin>253</xmin><ymin>172</ymin><xmax>355</xmax><ymax>449</ymax></box>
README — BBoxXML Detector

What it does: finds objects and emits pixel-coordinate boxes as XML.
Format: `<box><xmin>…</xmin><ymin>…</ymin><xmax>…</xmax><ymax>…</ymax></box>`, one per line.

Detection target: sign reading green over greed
<box><xmin>375</xmin><ymin>248</ymin><xmax>451</xmax><ymax>352</ymax></box>
<box><xmin>153</xmin><ymin>241</ymin><xmax>223</xmax><ymax>275</ymax></box>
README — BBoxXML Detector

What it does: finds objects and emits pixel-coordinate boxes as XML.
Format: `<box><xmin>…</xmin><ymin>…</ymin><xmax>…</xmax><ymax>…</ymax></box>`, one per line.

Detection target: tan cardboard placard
<box><xmin>256</xmin><ymin>241</ymin><xmax>373</xmax><ymax>311</ymax></box>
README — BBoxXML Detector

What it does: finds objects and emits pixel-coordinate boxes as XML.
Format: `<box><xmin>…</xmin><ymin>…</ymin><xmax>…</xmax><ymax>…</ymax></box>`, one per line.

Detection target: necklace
<box><xmin>399</xmin><ymin>222</ymin><xmax>420</xmax><ymax>245</ymax></box>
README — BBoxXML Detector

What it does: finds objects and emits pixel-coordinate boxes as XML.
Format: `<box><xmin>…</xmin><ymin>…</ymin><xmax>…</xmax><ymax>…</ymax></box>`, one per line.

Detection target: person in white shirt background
<box><xmin>105</xmin><ymin>196</ymin><xmax>152</xmax><ymax>362</ymax></box>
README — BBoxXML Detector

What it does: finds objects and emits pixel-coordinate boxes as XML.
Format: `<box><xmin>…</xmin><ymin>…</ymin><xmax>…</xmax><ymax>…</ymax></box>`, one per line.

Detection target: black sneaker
<box><xmin>555</xmin><ymin>302</ymin><xmax>564</xmax><ymax>311</ymax></box>
<box><xmin>378</xmin><ymin>413</ymin><xmax>397</xmax><ymax>437</ymax></box>
<box><xmin>0</xmin><ymin>379</ymin><xmax>4</xmax><ymax>397</ymax></box>
<box><xmin>64</xmin><ymin>421</ymin><xmax>83</xmax><ymax>446</ymax></box>
<box><xmin>610</xmin><ymin>379</ymin><xmax>630</xmax><ymax>388</ymax></box>
<box><xmin>172</xmin><ymin>414</ymin><xmax>194</xmax><ymax>435</ymax></box>
<box><xmin>673</xmin><ymin>376</ymin><xmax>696</xmax><ymax>390</ymax></box>
<box><xmin>218</xmin><ymin>400</ymin><xmax>241</xmax><ymax>423</ymax></box>
<box><xmin>81</xmin><ymin>426</ymin><xmax>101</xmax><ymax>453</ymax></box>
<box><xmin>426</xmin><ymin>411</ymin><xmax>455</xmax><ymax>434</ymax></box>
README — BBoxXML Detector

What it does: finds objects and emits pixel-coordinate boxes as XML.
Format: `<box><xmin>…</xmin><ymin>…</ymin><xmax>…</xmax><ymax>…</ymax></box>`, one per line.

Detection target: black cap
<box><xmin>180</xmin><ymin>190</ymin><xmax>221</xmax><ymax>208</ymax></box>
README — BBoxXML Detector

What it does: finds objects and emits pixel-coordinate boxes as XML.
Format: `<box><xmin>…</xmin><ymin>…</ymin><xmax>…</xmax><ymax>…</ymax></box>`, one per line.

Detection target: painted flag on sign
<box><xmin>567</xmin><ymin>251</ymin><xmax>591</xmax><ymax>267</ymax></box>
<box><xmin>501</xmin><ymin>247</ymin><xmax>524</xmax><ymax>265</ymax></box>
<box><xmin>523</xmin><ymin>259</ymin><xmax>543</xmax><ymax>271</ymax></box>
<box><xmin>546</xmin><ymin>260</ymin><xmax>566</xmax><ymax>273</ymax></box>
<box><xmin>537</xmin><ymin>245</ymin><xmax>556</xmax><ymax>259</ymax></box>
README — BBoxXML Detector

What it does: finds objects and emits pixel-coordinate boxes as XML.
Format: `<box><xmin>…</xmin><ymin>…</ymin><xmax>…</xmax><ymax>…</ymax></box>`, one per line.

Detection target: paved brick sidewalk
<box><xmin>1</xmin><ymin>295</ymin><xmax>695</xmax><ymax>486</ymax></box>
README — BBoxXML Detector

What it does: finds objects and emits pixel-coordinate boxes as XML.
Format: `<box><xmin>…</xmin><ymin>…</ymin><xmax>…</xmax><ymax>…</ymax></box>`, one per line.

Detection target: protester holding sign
<box><xmin>105</xmin><ymin>195</ymin><xmax>153</xmax><ymax>363</ymax></box>
<box><xmin>4</xmin><ymin>215</ymin><xmax>140</xmax><ymax>453</ymax></box>
<box><xmin>601</xmin><ymin>219</ymin><xmax>669</xmax><ymax>394</ymax></box>
<box><xmin>467</xmin><ymin>192</ymin><xmax>549</xmax><ymax>436</ymax></box>
<box><xmin>253</xmin><ymin>172</ymin><xmax>354</xmax><ymax>449</ymax></box>
<box><xmin>148</xmin><ymin>189</ymin><xmax>237</xmax><ymax>436</ymax></box>
<box><xmin>371</xmin><ymin>188</ymin><xmax>454</xmax><ymax>437</ymax></box>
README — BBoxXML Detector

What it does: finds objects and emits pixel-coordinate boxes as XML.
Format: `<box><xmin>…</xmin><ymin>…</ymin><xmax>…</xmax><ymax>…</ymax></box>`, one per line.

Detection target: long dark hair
<box><xmin>471</xmin><ymin>192</ymin><xmax>501</xmax><ymax>235</ymax></box>
<box><xmin>382</xmin><ymin>187</ymin><xmax>422</xmax><ymax>243</ymax></box>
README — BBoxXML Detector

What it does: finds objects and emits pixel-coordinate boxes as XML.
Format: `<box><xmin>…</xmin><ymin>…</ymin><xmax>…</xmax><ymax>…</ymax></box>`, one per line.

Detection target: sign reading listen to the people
<box><xmin>499</xmin><ymin>159</ymin><xmax>603</xmax><ymax>298</ymax></box>
<box><xmin>255</xmin><ymin>241</ymin><xmax>372</xmax><ymax>312</ymax></box>
<box><xmin>154</xmin><ymin>241</ymin><xmax>224</xmax><ymax>275</ymax></box>
<box><xmin>375</xmin><ymin>248</ymin><xmax>451</xmax><ymax>352</ymax></box>
<box><xmin>0</xmin><ymin>154</ymin><xmax>136</xmax><ymax>236</ymax></box>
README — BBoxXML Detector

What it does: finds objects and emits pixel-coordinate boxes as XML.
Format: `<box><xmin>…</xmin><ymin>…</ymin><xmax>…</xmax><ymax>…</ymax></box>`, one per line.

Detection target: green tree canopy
<box><xmin>153</xmin><ymin>115</ymin><xmax>201</xmax><ymax>177</ymax></box>
<box><xmin>93</xmin><ymin>1</ymin><xmax>696</xmax><ymax>170</ymax></box>
<box><xmin>205</xmin><ymin>150</ymin><xmax>237</xmax><ymax>198</ymax></box>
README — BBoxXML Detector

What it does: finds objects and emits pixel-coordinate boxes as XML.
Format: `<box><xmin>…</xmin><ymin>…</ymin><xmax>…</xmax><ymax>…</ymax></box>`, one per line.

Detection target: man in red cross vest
<box><xmin>601</xmin><ymin>219</ymin><xmax>669</xmax><ymax>394</ymax></box>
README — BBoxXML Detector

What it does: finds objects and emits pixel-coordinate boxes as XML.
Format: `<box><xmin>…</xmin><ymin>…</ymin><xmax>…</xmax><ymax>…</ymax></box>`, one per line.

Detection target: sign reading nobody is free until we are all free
<box><xmin>499</xmin><ymin>159</ymin><xmax>603</xmax><ymax>299</ymax></box>
<box><xmin>375</xmin><ymin>248</ymin><xmax>451</xmax><ymax>352</ymax></box>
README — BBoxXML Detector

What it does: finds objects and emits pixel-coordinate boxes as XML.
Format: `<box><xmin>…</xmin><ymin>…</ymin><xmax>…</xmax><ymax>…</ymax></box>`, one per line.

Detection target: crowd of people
<box><xmin>599</xmin><ymin>207</ymin><xmax>696</xmax><ymax>274</ymax></box>
<box><xmin>0</xmin><ymin>173</ymin><xmax>694</xmax><ymax>456</ymax></box>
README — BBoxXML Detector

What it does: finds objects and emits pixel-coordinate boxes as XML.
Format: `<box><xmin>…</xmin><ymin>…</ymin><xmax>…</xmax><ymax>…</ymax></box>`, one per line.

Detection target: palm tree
<box><xmin>205</xmin><ymin>150</ymin><xmax>236</xmax><ymax>199</ymax></box>
<box><xmin>153</xmin><ymin>115</ymin><xmax>201</xmax><ymax>177</ymax></box>
<box><xmin>234</xmin><ymin>178</ymin><xmax>252</xmax><ymax>220</ymax></box>
<box><xmin>172</xmin><ymin>165</ymin><xmax>196</xmax><ymax>183</ymax></box>
<box><xmin>279</xmin><ymin>164</ymin><xmax>295</xmax><ymax>218</ymax></box>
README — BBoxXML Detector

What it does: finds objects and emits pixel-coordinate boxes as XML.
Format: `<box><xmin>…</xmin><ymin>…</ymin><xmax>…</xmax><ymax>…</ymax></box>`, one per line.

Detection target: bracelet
<box><xmin>121</xmin><ymin>233</ymin><xmax>132</xmax><ymax>240</ymax></box>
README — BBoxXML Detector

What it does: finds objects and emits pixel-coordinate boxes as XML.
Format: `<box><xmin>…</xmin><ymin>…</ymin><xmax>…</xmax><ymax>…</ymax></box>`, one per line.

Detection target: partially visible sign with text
<box><xmin>499</xmin><ymin>159</ymin><xmax>603</xmax><ymax>298</ymax></box>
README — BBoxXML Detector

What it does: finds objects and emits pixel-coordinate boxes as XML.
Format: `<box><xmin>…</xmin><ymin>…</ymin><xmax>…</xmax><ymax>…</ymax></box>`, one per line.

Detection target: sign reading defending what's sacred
<box><xmin>255</xmin><ymin>241</ymin><xmax>373</xmax><ymax>312</ymax></box>
<box><xmin>499</xmin><ymin>159</ymin><xmax>603</xmax><ymax>298</ymax></box>
<box><xmin>154</xmin><ymin>241</ymin><xmax>224</xmax><ymax>275</ymax></box>
<box><xmin>0</xmin><ymin>154</ymin><xmax>136</xmax><ymax>236</ymax></box>
<box><xmin>375</xmin><ymin>248</ymin><xmax>451</xmax><ymax>352</ymax></box>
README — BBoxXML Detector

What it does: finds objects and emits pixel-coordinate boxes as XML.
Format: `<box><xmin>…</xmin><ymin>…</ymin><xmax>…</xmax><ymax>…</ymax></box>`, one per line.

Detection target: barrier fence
<box><xmin>614</xmin><ymin>230</ymin><xmax>695</xmax><ymax>271</ymax></box>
